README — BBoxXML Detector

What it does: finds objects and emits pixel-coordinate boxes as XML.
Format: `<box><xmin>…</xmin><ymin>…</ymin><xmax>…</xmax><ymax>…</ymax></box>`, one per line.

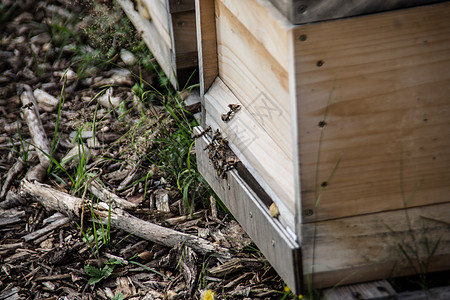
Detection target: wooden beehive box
<box><xmin>118</xmin><ymin>0</ymin><xmax>198</xmax><ymax>89</ymax></box>
<box><xmin>194</xmin><ymin>0</ymin><xmax>450</xmax><ymax>293</ymax></box>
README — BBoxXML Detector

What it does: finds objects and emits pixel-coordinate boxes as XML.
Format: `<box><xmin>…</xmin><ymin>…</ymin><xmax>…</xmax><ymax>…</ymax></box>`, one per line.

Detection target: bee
<box><xmin>228</xmin><ymin>104</ymin><xmax>241</xmax><ymax>112</ymax></box>
<box><xmin>221</xmin><ymin>104</ymin><xmax>241</xmax><ymax>123</ymax></box>
<box><xmin>210</xmin><ymin>129</ymin><xmax>221</xmax><ymax>143</ymax></box>
<box><xmin>216</xmin><ymin>169</ymin><xmax>225</xmax><ymax>178</ymax></box>
<box><xmin>193</xmin><ymin>126</ymin><xmax>211</xmax><ymax>139</ymax></box>
<box><xmin>221</xmin><ymin>112</ymin><xmax>232</xmax><ymax>122</ymax></box>
<box><xmin>218</xmin><ymin>138</ymin><xmax>228</xmax><ymax>148</ymax></box>
<box><xmin>21</xmin><ymin>102</ymin><xmax>34</xmax><ymax>110</ymax></box>
<box><xmin>203</xmin><ymin>127</ymin><xmax>239</xmax><ymax>179</ymax></box>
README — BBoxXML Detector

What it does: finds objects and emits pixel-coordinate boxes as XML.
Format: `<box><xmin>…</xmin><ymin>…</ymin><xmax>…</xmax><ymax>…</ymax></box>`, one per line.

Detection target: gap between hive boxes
<box><xmin>118</xmin><ymin>0</ymin><xmax>198</xmax><ymax>89</ymax></box>
<box><xmin>119</xmin><ymin>0</ymin><xmax>175</xmax><ymax>86</ymax></box>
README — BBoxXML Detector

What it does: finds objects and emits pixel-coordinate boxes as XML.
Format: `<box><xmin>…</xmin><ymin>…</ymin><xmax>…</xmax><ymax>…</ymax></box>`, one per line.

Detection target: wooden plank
<box><xmin>142</xmin><ymin>0</ymin><xmax>172</xmax><ymax>48</ymax></box>
<box><xmin>267</xmin><ymin>0</ymin><xmax>448</xmax><ymax>24</ymax></box>
<box><xmin>324</xmin><ymin>281</ymin><xmax>450</xmax><ymax>300</ymax></box>
<box><xmin>323</xmin><ymin>280</ymin><xmax>396</xmax><ymax>300</ymax></box>
<box><xmin>293</xmin><ymin>2</ymin><xmax>450</xmax><ymax>222</ymax></box>
<box><xmin>172</xmin><ymin>12</ymin><xmax>198</xmax><ymax>56</ymax></box>
<box><xmin>195</xmin><ymin>126</ymin><xmax>302</xmax><ymax>295</ymax></box>
<box><xmin>168</xmin><ymin>0</ymin><xmax>195</xmax><ymax>13</ymax></box>
<box><xmin>215</xmin><ymin>0</ymin><xmax>293</xmax><ymax>159</ymax></box>
<box><xmin>204</xmin><ymin>78</ymin><xmax>296</xmax><ymax>231</ymax></box>
<box><xmin>195</xmin><ymin>0</ymin><xmax>218</xmax><ymax>100</ymax></box>
<box><xmin>174</xmin><ymin>51</ymin><xmax>197</xmax><ymax>69</ymax></box>
<box><xmin>301</xmin><ymin>202</ymin><xmax>450</xmax><ymax>288</ymax></box>
<box><xmin>220</xmin><ymin>0</ymin><xmax>292</xmax><ymax>69</ymax></box>
<box><xmin>397</xmin><ymin>286</ymin><xmax>450</xmax><ymax>300</ymax></box>
<box><xmin>119</xmin><ymin>0</ymin><xmax>176</xmax><ymax>87</ymax></box>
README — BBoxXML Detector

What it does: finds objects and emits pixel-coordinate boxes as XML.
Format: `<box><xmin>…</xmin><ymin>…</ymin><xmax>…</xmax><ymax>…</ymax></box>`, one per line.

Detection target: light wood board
<box><xmin>293</xmin><ymin>2</ymin><xmax>450</xmax><ymax>222</ymax></box>
<box><xmin>323</xmin><ymin>280</ymin><xmax>396</xmax><ymax>300</ymax></box>
<box><xmin>204</xmin><ymin>78</ymin><xmax>296</xmax><ymax>231</ymax></box>
<box><xmin>302</xmin><ymin>201</ymin><xmax>450</xmax><ymax>288</ymax></box>
<box><xmin>195</xmin><ymin>0</ymin><xmax>218</xmax><ymax>126</ymax></box>
<box><xmin>324</xmin><ymin>284</ymin><xmax>450</xmax><ymax>300</ymax></box>
<box><xmin>142</xmin><ymin>0</ymin><xmax>172</xmax><ymax>48</ymax></box>
<box><xmin>215</xmin><ymin>0</ymin><xmax>293</xmax><ymax>158</ymax></box>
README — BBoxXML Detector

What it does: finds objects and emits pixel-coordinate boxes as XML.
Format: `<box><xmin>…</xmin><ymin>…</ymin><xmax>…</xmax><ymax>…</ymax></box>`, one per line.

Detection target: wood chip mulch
<box><xmin>0</xmin><ymin>0</ymin><xmax>287</xmax><ymax>299</ymax></box>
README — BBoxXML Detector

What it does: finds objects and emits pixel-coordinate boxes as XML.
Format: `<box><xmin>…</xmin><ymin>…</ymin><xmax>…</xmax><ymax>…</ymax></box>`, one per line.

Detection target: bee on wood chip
<box><xmin>21</xmin><ymin>102</ymin><xmax>34</xmax><ymax>110</ymax></box>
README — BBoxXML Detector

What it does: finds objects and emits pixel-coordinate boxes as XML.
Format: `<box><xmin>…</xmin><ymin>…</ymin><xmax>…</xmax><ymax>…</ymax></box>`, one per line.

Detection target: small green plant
<box><xmin>84</xmin><ymin>258</ymin><xmax>122</xmax><ymax>285</ymax></box>
<box><xmin>81</xmin><ymin>0</ymin><xmax>140</xmax><ymax>59</ymax></box>
<box><xmin>385</xmin><ymin>174</ymin><xmax>441</xmax><ymax>289</ymax></box>
<box><xmin>198</xmin><ymin>258</ymin><xmax>211</xmax><ymax>290</ymax></box>
<box><xmin>77</xmin><ymin>180</ymin><xmax>113</xmax><ymax>257</ymax></box>
<box><xmin>151</xmin><ymin>89</ymin><xmax>216</xmax><ymax>213</ymax></box>
<box><xmin>128</xmin><ymin>260</ymin><xmax>168</xmax><ymax>279</ymax></box>
<box><xmin>9</xmin><ymin>123</ymin><xmax>30</xmax><ymax>163</ymax></box>
<box><xmin>0</xmin><ymin>2</ymin><xmax>18</xmax><ymax>25</ymax></box>
<box><xmin>111</xmin><ymin>293</ymin><xmax>124</xmax><ymax>300</ymax></box>
<box><xmin>127</xmin><ymin>68</ymin><xmax>217</xmax><ymax>214</ymax></box>
<box><xmin>86</xmin><ymin>198</ymin><xmax>112</xmax><ymax>252</ymax></box>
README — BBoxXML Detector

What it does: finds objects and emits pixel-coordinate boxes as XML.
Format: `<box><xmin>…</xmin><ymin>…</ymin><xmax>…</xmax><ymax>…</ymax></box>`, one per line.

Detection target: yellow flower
<box><xmin>298</xmin><ymin>295</ymin><xmax>303</xmax><ymax>299</ymax></box>
<box><xmin>284</xmin><ymin>286</ymin><xmax>290</xmax><ymax>293</ymax></box>
<box><xmin>201</xmin><ymin>289</ymin><xmax>216</xmax><ymax>300</ymax></box>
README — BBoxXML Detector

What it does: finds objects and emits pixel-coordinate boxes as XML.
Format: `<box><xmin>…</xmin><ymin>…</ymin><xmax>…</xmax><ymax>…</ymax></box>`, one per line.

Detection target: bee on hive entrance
<box><xmin>193</xmin><ymin>126</ymin><xmax>211</xmax><ymax>139</ymax></box>
<box><xmin>205</xmin><ymin>129</ymin><xmax>240</xmax><ymax>179</ymax></box>
<box><xmin>221</xmin><ymin>104</ymin><xmax>241</xmax><ymax>122</ymax></box>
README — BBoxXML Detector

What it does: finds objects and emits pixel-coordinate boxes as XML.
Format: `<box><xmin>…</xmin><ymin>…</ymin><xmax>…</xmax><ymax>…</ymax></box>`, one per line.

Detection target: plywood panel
<box><xmin>204</xmin><ymin>78</ymin><xmax>296</xmax><ymax>230</ymax></box>
<box><xmin>293</xmin><ymin>3</ymin><xmax>450</xmax><ymax>222</ymax></box>
<box><xmin>215</xmin><ymin>0</ymin><xmax>293</xmax><ymax>158</ymax></box>
<box><xmin>301</xmin><ymin>202</ymin><xmax>450</xmax><ymax>288</ymax></box>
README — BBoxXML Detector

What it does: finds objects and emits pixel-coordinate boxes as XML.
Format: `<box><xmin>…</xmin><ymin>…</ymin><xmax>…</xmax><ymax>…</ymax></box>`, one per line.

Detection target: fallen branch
<box><xmin>19</xmin><ymin>84</ymin><xmax>51</xmax><ymax>167</ymax></box>
<box><xmin>20</xmin><ymin>180</ymin><xmax>83</xmax><ymax>218</ymax></box>
<box><xmin>88</xmin><ymin>180</ymin><xmax>138</xmax><ymax>210</ymax></box>
<box><xmin>20</xmin><ymin>84</ymin><xmax>52</xmax><ymax>182</ymax></box>
<box><xmin>20</xmin><ymin>180</ymin><xmax>231</xmax><ymax>258</ymax></box>
<box><xmin>0</xmin><ymin>157</ymin><xmax>26</xmax><ymax>199</ymax></box>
